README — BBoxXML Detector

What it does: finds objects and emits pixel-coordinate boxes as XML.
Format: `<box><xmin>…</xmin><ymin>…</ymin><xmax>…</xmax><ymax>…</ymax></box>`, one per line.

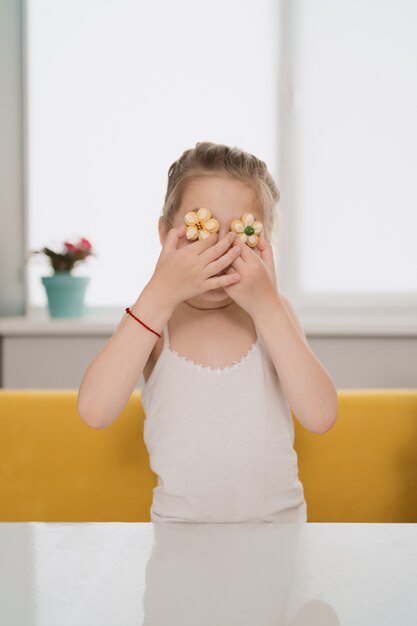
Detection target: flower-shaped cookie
<box><xmin>230</xmin><ymin>213</ymin><xmax>263</xmax><ymax>247</ymax></box>
<box><xmin>184</xmin><ymin>208</ymin><xmax>220</xmax><ymax>240</ymax></box>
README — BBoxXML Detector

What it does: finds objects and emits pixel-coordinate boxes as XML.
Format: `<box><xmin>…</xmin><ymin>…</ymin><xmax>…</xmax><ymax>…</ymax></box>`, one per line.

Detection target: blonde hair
<box><xmin>161</xmin><ymin>141</ymin><xmax>280</xmax><ymax>243</ymax></box>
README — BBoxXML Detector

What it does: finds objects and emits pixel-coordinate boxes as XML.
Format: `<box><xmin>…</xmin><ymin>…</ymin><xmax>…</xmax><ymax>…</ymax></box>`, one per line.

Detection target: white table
<box><xmin>0</xmin><ymin>522</ymin><xmax>416</xmax><ymax>625</ymax></box>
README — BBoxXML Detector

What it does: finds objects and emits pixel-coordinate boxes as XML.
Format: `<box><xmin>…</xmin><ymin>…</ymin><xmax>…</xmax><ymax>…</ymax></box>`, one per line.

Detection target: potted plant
<box><xmin>28</xmin><ymin>237</ymin><xmax>96</xmax><ymax>318</ymax></box>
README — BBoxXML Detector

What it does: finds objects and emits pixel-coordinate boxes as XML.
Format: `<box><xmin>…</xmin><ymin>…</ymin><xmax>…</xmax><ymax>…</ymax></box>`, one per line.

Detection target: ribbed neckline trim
<box><xmin>166</xmin><ymin>339</ymin><xmax>260</xmax><ymax>374</ymax></box>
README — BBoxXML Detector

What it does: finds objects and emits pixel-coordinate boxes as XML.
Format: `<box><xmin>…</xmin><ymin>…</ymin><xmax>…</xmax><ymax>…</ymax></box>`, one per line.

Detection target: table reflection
<box><xmin>1</xmin><ymin>522</ymin><xmax>416</xmax><ymax>625</ymax></box>
<box><xmin>143</xmin><ymin>522</ymin><xmax>338</xmax><ymax>625</ymax></box>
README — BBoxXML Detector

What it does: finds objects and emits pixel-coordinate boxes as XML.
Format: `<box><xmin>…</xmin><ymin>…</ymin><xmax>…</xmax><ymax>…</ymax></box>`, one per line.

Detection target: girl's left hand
<box><xmin>222</xmin><ymin>234</ymin><xmax>280</xmax><ymax>318</ymax></box>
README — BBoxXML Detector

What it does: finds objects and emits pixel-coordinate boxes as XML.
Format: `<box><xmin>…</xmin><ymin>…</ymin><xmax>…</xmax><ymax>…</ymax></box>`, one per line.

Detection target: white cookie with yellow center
<box><xmin>230</xmin><ymin>212</ymin><xmax>263</xmax><ymax>247</ymax></box>
<box><xmin>184</xmin><ymin>208</ymin><xmax>220</xmax><ymax>240</ymax></box>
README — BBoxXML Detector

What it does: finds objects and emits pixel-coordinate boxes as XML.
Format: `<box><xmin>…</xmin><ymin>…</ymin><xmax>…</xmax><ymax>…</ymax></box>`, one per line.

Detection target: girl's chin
<box><xmin>201</xmin><ymin>288</ymin><xmax>231</xmax><ymax>300</ymax></box>
<box><xmin>206</xmin><ymin>286</ymin><xmax>227</xmax><ymax>294</ymax></box>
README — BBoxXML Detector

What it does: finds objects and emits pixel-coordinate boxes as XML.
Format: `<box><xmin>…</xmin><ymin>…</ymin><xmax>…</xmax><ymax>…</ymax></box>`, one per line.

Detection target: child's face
<box><xmin>172</xmin><ymin>174</ymin><xmax>262</xmax><ymax>251</ymax></box>
<box><xmin>164</xmin><ymin>174</ymin><xmax>262</xmax><ymax>303</ymax></box>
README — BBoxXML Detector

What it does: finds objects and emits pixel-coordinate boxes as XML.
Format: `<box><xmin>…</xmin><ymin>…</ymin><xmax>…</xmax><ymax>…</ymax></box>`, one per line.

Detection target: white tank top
<box><xmin>139</xmin><ymin>322</ymin><xmax>307</xmax><ymax>523</ymax></box>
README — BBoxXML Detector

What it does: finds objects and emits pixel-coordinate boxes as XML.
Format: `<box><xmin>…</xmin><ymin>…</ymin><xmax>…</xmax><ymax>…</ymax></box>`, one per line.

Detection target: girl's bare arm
<box><xmin>78</xmin><ymin>224</ymin><xmax>241</xmax><ymax>429</ymax></box>
<box><xmin>77</xmin><ymin>280</ymin><xmax>174</xmax><ymax>429</ymax></box>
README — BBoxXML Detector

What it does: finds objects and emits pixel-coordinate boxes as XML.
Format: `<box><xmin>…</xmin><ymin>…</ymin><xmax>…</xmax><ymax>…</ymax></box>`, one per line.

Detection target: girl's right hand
<box><xmin>149</xmin><ymin>223</ymin><xmax>242</xmax><ymax>309</ymax></box>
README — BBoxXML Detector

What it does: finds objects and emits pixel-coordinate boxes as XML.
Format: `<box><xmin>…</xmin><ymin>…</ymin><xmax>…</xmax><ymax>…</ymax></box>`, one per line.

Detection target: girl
<box><xmin>78</xmin><ymin>141</ymin><xmax>338</xmax><ymax>524</ymax></box>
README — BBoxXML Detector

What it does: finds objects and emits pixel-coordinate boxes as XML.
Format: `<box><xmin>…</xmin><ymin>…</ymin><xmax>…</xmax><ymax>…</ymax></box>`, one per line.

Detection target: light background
<box><xmin>26</xmin><ymin>0</ymin><xmax>417</xmax><ymax>312</ymax></box>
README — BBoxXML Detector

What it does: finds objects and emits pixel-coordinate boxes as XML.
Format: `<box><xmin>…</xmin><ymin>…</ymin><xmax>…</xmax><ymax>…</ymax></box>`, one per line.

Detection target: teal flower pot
<box><xmin>41</xmin><ymin>272</ymin><xmax>90</xmax><ymax>318</ymax></box>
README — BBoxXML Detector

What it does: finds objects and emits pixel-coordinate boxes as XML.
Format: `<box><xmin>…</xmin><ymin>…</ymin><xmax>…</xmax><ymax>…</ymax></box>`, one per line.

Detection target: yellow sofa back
<box><xmin>1</xmin><ymin>389</ymin><xmax>416</xmax><ymax>522</ymax></box>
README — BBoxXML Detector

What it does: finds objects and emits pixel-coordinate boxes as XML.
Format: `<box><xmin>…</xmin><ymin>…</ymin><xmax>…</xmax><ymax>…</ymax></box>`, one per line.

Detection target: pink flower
<box><xmin>28</xmin><ymin>235</ymin><xmax>95</xmax><ymax>273</ymax></box>
<box><xmin>79</xmin><ymin>238</ymin><xmax>92</xmax><ymax>249</ymax></box>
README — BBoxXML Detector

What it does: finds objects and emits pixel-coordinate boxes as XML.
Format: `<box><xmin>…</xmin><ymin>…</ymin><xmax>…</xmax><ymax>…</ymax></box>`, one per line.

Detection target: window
<box><xmin>26</xmin><ymin>0</ymin><xmax>280</xmax><ymax>309</ymax></box>
<box><xmin>26</xmin><ymin>0</ymin><xmax>417</xmax><ymax>329</ymax></box>
<box><xmin>280</xmin><ymin>0</ymin><xmax>417</xmax><ymax>319</ymax></box>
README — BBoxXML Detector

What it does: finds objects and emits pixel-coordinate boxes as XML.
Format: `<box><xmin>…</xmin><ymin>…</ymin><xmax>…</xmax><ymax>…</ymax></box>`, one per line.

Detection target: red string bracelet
<box><xmin>125</xmin><ymin>307</ymin><xmax>162</xmax><ymax>338</ymax></box>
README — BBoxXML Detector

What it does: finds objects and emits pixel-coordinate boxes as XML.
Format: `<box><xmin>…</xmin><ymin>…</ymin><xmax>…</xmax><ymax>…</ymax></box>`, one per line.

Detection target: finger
<box><xmin>232</xmin><ymin>236</ymin><xmax>252</xmax><ymax>261</ymax></box>
<box><xmin>188</xmin><ymin>231</ymin><xmax>220</xmax><ymax>253</ymax></box>
<box><xmin>196</xmin><ymin>232</ymin><xmax>220</xmax><ymax>251</ymax></box>
<box><xmin>204</xmin><ymin>270</ymin><xmax>240</xmax><ymax>291</ymax></box>
<box><xmin>223</xmin><ymin>248</ymin><xmax>245</xmax><ymax>272</ymax></box>
<box><xmin>222</xmin><ymin>266</ymin><xmax>241</xmax><ymax>283</ymax></box>
<box><xmin>162</xmin><ymin>223</ymin><xmax>188</xmax><ymax>253</ymax></box>
<box><xmin>200</xmin><ymin>231</ymin><xmax>237</xmax><ymax>264</ymax></box>
<box><xmin>257</xmin><ymin>234</ymin><xmax>275</xmax><ymax>270</ymax></box>
<box><xmin>230</xmin><ymin>253</ymin><xmax>244</xmax><ymax>269</ymax></box>
<box><xmin>203</xmin><ymin>239</ymin><xmax>242</xmax><ymax>278</ymax></box>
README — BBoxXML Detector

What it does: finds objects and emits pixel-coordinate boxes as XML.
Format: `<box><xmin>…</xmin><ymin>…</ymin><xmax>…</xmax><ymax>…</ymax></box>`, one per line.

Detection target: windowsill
<box><xmin>0</xmin><ymin>306</ymin><xmax>416</xmax><ymax>337</ymax></box>
<box><xmin>0</xmin><ymin>306</ymin><xmax>123</xmax><ymax>336</ymax></box>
